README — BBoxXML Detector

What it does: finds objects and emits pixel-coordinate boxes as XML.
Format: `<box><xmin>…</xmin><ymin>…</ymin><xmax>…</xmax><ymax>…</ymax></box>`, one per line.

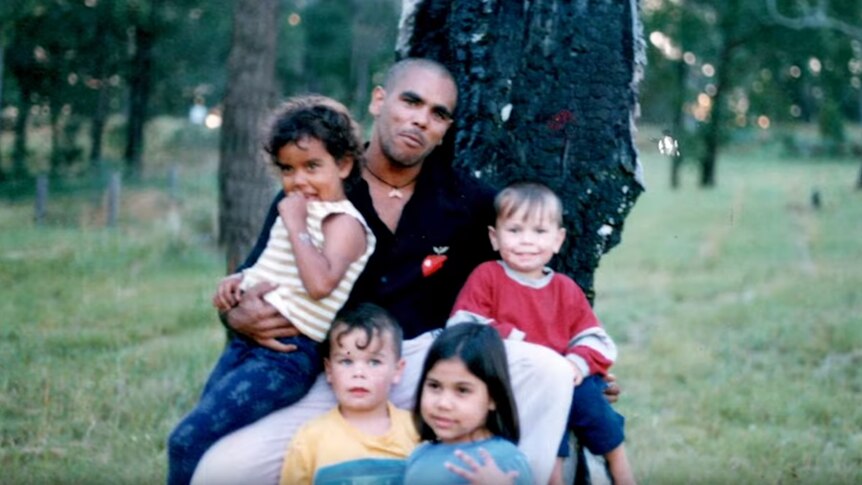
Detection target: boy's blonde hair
<box><xmin>493</xmin><ymin>182</ymin><xmax>563</xmax><ymax>226</ymax></box>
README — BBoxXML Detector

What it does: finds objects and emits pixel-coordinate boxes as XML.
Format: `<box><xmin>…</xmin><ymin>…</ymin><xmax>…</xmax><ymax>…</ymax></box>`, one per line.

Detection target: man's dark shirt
<box><xmin>238</xmin><ymin>160</ymin><xmax>497</xmax><ymax>339</ymax></box>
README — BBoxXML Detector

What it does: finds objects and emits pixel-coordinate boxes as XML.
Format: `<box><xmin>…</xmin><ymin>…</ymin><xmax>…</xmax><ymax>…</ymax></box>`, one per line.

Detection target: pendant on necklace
<box><xmin>388</xmin><ymin>188</ymin><xmax>404</xmax><ymax>199</ymax></box>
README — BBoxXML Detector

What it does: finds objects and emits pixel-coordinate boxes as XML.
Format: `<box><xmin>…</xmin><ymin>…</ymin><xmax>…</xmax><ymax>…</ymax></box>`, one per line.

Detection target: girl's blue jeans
<box><xmin>167</xmin><ymin>335</ymin><xmax>321</xmax><ymax>485</ymax></box>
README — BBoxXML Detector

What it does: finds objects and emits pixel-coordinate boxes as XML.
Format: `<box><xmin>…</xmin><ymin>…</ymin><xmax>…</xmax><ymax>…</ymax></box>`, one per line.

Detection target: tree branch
<box><xmin>765</xmin><ymin>0</ymin><xmax>862</xmax><ymax>39</ymax></box>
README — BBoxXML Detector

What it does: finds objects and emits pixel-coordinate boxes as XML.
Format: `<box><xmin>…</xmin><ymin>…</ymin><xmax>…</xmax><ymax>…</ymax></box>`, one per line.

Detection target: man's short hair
<box><xmin>383</xmin><ymin>58</ymin><xmax>456</xmax><ymax>94</ymax></box>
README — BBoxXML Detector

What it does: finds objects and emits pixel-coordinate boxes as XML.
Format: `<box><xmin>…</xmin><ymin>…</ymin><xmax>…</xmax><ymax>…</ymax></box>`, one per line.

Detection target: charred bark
<box><xmin>399</xmin><ymin>0</ymin><xmax>645</xmax><ymax>300</ymax></box>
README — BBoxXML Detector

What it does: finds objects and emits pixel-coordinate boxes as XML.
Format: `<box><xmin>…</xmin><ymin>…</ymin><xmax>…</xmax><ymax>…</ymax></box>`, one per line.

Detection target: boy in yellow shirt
<box><xmin>279</xmin><ymin>303</ymin><xmax>418</xmax><ymax>484</ymax></box>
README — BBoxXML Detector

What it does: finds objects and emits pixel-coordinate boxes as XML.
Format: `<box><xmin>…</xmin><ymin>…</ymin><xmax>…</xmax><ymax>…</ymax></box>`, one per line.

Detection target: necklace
<box><xmin>363</xmin><ymin>164</ymin><xmax>419</xmax><ymax>199</ymax></box>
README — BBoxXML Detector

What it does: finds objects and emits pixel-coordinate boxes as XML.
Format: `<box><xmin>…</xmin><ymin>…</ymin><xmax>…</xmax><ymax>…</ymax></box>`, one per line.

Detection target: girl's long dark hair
<box><xmin>413</xmin><ymin>323</ymin><xmax>520</xmax><ymax>444</ymax></box>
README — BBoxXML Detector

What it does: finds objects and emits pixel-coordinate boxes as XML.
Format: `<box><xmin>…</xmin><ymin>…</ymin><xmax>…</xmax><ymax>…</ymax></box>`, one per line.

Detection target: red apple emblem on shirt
<box><xmin>422</xmin><ymin>246</ymin><xmax>449</xmax><ymax>277</ymax></box>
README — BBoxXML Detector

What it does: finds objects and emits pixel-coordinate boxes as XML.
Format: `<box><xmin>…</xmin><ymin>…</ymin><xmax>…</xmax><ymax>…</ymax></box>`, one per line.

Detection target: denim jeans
<box><xmin>167</xmin><ymin>335</ymin><xmax>321</xmax><ymax>485</ymax></box>
<box><xmin>557</xmin><ymin>375</ymin><xmax>625</xmax><ymax>457</ymax></box>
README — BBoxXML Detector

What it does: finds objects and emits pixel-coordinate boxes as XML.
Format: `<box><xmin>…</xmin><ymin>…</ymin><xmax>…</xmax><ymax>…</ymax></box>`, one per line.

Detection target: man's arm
<box><xmin>220</xmin><ymin>282</ymin><xmax>300</xmax><ymax>352</ymax></box>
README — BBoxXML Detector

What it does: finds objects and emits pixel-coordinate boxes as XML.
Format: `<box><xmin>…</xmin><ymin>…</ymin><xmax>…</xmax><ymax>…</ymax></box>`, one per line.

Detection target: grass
<box><xmin>597</xmin><ymin>141</ymin><xmax>862</xmax><ymax>483</ymax></box>
<box><xmin>1</xmin><ymin>124</ymin><xmax>861</xmax><ymax>483</ymax></box>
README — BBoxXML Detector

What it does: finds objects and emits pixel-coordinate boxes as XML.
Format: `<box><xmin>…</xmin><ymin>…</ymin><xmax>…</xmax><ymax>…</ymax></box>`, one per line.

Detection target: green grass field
<box><xmin>1</xmin><ymin>130</ymin><xmax>860</xmax><ymax>484</ymax></box>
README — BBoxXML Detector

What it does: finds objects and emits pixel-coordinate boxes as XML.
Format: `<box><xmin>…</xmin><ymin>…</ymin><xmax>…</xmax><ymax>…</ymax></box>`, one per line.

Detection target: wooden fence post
<box><xmin>107</xmin><ymin>171</ymin><xmax>121</xmax><ymax>227</ymax></box>
<box><xmin>168</xmin><ymin>164</ymin><xmax>180</xmax><ymax>202</ymax></box>
<box><xmin>34</xmin><ymin>174</ymin><xmax>48</xmax><ymax>224</ymax></box>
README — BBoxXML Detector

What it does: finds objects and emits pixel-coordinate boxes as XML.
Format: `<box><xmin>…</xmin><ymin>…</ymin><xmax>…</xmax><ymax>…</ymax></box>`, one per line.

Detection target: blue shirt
<box><xmin>403</xmin><ymin>437</ymin><xmax>534</xmax><ymax>485</ymax></box>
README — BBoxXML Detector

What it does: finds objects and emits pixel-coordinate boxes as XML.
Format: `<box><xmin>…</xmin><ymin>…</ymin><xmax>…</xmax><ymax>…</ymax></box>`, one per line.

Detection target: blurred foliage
<box><xmin>641</xmin><ymin>0</ymin><xmax>862</xmax><ymax>181</ymax></box>
<box><xmin>0</xmin><ymin>0</ymin><xmax>399</xmax><ymax>179</ymax></box>
<box><xmin>1</xmin><ymin>0</ymin><xmax>860</xmax><ymax>183</ymax></box>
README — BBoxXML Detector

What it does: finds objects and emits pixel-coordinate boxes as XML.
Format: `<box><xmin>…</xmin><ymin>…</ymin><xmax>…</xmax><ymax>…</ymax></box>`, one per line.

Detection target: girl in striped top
<box><xmin>167</xmin><ymin>95</ymin><xmax>375</xmax><ymax>485</ymax></box>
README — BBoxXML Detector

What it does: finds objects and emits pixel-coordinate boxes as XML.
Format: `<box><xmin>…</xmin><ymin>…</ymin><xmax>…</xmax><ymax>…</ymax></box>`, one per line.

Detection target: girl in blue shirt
<box><xmin>404</xmin><ymin>324</ymin><xmax>534</xmax><ymax>485</ymax></box>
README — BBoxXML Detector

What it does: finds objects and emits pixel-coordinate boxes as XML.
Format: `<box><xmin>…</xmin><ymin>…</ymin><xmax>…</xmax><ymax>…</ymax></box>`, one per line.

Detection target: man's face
<box><xmin>368</xmin><ymin>67</ymin><xmax>457</xmax><ymax>168</ymax></box>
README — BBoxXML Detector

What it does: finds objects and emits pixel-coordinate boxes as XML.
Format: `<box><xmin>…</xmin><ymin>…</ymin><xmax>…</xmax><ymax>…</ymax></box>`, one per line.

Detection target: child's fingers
<box><xmin>477</xmin><ymin>448</ymin><xmax>494</xmax><ymax>464</ymax></box>
<box><xmin>255</xmin><ymin>337</ymin><xmax>297</xmax><ymax>353</ymax></box>
<box><xmin>443</xmin><ymin>462</ymin><xmax>472</xmax><ymax>479</ymax></box>
<box><xmin>453</xmin><ymin>449</ymin><xmax>481</xmax><ymax>470</ymax></box>
<box><xmin>213</xmin><ymin>288</ymin><xmax>231</xmax><ymax>310</ymax></box>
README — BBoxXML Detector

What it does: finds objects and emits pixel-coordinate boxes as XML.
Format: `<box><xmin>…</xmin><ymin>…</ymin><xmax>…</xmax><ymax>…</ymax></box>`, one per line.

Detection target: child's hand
<box><xmin>213</xmin><ymin>273</ymin><xmax>243</xmax><ymax>311</ymax></box>
<box><xmin>445</xmin><ymin>448</ymin><xmax>518</xmax><ymax>485</ymax></box>
<box><xmin>277</xmin><ymin>192</ymin><xmax>308</xmax><ymax>231</ymax></box>
<box><xmin>569</xmin><ymin>361</ymin><xmax>585</xmax><ymax>386</ymax></box>
<box><xmin>603</xmin><ymin>373</ymin><xmax>621</xmax><ymax>403</ymax></box>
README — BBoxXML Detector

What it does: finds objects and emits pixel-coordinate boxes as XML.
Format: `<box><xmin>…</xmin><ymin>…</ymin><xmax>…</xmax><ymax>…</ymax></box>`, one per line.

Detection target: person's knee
<box><xmin>167</xmin><ymin>421</ymin><xmax>194</xmax><ymax>457</ymax></box>
<box><xmin>534</xmin><ymin>348</ymin><xmax>574</xmax><ymax>388</ymax></box>
<box><xmin>570</xmin><ymin>379</ymin><xmax>606</xmax><ymax>418</ymax></box>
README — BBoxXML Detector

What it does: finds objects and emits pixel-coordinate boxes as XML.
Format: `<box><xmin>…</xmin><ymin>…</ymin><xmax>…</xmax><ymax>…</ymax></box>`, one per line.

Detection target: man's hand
<box><xmin>222</xmin><ymin>282</ymin><xmax>300</xmax><ymax>352</ymax></box>
<box><xmin>213</xmin><ymin>273</ymin><xmax>243</xmax><ymax>311</ymax></box>
<box><xmin>603</xmin><ymin>373</ymin><xmax>621</xmax><ymax>404</ymax></box>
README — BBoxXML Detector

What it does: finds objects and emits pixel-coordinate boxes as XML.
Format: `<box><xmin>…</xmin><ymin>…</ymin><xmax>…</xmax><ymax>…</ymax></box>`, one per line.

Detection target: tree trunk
<box><xmin>90</xmin><ymin>82</ymin><xmax>108</xmax><ymax>168</ymax></box>
<box><xmin>218</xmin><ymin>0</ymin><xmax>280</xmax><ymax>273</ymax></box>
<box><xmin>670</xmin><ymin>58</ymin><xmax>687</xmax><ymax>189</ymax></box>
<box><xmin>124</xmin><ymin>1</ymin><xmax>159</xmax><ymax>177</ymax></box>
<box><xmin>398</xmin><ymin>0</ymin><xmax>645</xmax><ymax>300</ymax></box>
<box><xmin>89</xmin><ymin>17</ymin><xmax>109</xmax><ymax>169</ymax></box>
<box><xmin>0</xmin><ymin>41</ymin><xmax>4</xmax><ymax>113</ymax></box>
<box><xmin>49</xmin><ymin>101</ymin><xmax>62</xmax><ymax>175</ymax></box>
<box><xmin>698</xmin><ymin>46</ymin><xmax>730</xmax><ymax>188</ymax></box>
<box><xmin>0</xmin><ymin>42</ymin><xmax>4</xmax><ymax>181</ymax></box>
<box><xmin>12</xmin><ymin>93</ymin><xmax>30</xmax><ymax>178</ymax></box>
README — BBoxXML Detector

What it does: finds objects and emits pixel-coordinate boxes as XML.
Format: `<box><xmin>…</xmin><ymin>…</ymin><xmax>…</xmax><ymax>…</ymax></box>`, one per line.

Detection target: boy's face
<box><xmin>489</xmin><ymin>206</ymin><xmax>566</xmax><ymax>280</ymax></box>
<box><xmin>324</xmin><ymin>325</ymin><xmax>405</xmax><ymax>416</ymax></box>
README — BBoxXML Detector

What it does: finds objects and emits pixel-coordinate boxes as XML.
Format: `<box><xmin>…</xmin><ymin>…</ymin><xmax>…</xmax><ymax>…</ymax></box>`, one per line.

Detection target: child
<box><xmin>279</xmin><ymin>303</ymin><xmax>418</xmax><ymax>485</ymax></box>
<box><xmin>447</xmin><ymin>182</ymin><xmax>635</xmax><ymax>485</ymax></box>
<box><xmin>167</xmin><ymin>96</ymin><xmax>376</xmax><ymax>485</ymax></box>
<box><xmin>403</xmin><ymin>323</ymin><xmax>534</xmax><ymax>485</ymax></box>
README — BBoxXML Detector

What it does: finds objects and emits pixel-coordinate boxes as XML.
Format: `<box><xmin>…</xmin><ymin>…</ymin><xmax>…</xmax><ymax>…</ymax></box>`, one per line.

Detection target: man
<box><xmin>192</xmin><ymin>59</ymin><xmax>576</xmax><ymax>485</ymax></box>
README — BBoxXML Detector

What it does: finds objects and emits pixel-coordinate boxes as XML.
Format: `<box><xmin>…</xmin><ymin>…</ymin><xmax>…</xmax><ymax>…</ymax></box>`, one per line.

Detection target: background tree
<box><xmin>125</xmin><ymin>0</ymin><xmax>161</xmax><ymax>176</ymax></box>
<box><xmin>398</xmin><ymin>0</ymin><xmax>645</xmax><ymax>301</ymax></box>
<box><xmin>642</xmin><ymin>0</ymin><xmax>703</xmax><ymax>188</ymax></box>
<box><xmin>765</xmin><ymin>0</ymin><xmax>862</xmax><ymax>188</ymax></box>
<box><xmin>642</xmin><ymin>0</ymin><xmax>862</xmax><ymax>188</ymax></box>
<box><xmin>217</xmin><ymin>0</ymin><xmax>280</xmax><ymax>272</ymax></box>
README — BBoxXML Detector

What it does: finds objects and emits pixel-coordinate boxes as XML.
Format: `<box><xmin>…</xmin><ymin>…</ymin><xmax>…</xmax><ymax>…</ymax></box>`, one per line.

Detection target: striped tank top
<box><xmin>240</xmin><ymin>200</ymin><xmax>376</xmax><ymax>342</ymax></box>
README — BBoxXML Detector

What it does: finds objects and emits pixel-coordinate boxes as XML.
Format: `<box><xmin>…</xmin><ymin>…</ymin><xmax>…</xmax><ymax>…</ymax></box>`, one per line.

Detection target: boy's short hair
<box><xmin>322</xmin><ymin>303</ymin><xmax>404</xmax><ymax>358</ymax></box>
<box><xmin>494</xmin><ymin>182</ymin><xmax>563</xmax><ymax>226</ymax></box>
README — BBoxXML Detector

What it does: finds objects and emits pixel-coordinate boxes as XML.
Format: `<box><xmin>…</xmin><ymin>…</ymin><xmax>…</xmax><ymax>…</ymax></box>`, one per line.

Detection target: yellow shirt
<box><xmin>279</xmin><ymin>403</ymin><xmax>418</xmax><ymax>485</ymax></box>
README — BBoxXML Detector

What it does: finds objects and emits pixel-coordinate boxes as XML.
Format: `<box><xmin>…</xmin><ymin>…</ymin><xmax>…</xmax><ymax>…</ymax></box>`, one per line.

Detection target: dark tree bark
<box><xmin>88</xmin><ymin>16</ymin><xmax>109</xmax><ymax>168</ymax></box>
<box><xmin>698</xmin><ymin>46</ymin><xmax>730</xmax><ymax>188</ymax></box>
<box><xmin>0</xmin><ymin>42</ymin><xmax>4</xmax><ymax>181</ymax></box>
<box><xmin>218</xmin><ymin>0</ymin><xmax>280</xmax><ymax>273</ymax></box>
<box><xmin>124</xmin><ymin>0</ymin><xmax>159</xmax><ymax>176</ymax></box>
<box><xmin>398</xmin><ymin>0</ymin><xmax>645</xmax><ymax>301</ymax></box>
<box><xmin>89</xmin><ymin>81</ymin><xmax>109</xmax><ymax>167</ymax></box>
<box><xmin>12</xmin><ymin>89</ymin><xmax>30</xmax><ymax>178</ymax></box>
<box><xmin>670</xmin><ymin>59</ymin><xmax>686</xmax><ymax>189</ymax></box>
